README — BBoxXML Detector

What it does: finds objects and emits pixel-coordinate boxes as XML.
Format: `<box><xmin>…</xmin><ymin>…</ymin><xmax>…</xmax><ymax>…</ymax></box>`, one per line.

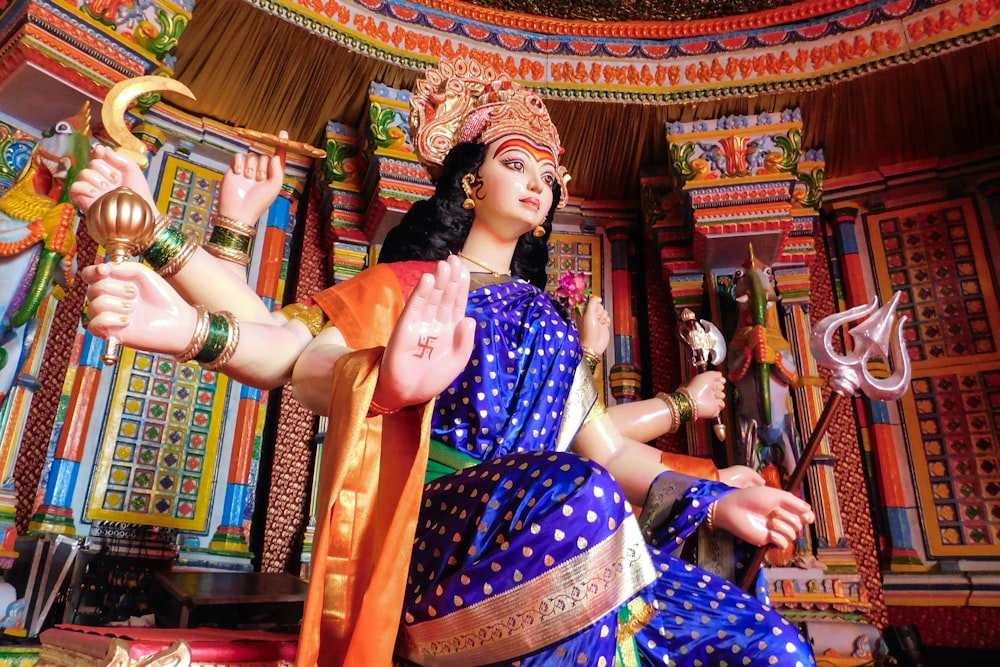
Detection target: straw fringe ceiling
<box><xmin>170</xmin><ymin>0</ymin><xmax>1000</xmax><ymax>201</ymax></box>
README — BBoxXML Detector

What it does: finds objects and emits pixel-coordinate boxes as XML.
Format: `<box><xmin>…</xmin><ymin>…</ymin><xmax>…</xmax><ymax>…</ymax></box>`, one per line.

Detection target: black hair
<box><xmin>378</xmin><ymin>141</ymin><xmax>561</xmax><ymax>290</ymax></box>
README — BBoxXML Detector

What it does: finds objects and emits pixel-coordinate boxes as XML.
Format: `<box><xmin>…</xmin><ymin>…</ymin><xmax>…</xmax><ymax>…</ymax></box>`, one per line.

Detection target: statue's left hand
<box><xmin>579</xmin><ymin>296</ymin><xmax>611</xmax><ymax>354</ymax></box>
<box><xmin>712</xmin><ymin>486</ymin><xmax>814</xmax><ymax>549</ymax></box>
<box><xmin>69</xmin><ymin>144</ymin><xmax>156</xmax><ymax>213</ymax></box>
<box><xmin>218</xmin><ymin>131</ymin><xmax>287</xmax><ymax>224</ymax></box>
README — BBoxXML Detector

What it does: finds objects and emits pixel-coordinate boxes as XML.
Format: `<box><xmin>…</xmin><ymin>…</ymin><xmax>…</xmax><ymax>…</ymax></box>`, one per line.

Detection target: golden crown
<box><xmin>410</xmin><ymin>57</ymin><xmax>569</xmax><ymax>207</ymax></box>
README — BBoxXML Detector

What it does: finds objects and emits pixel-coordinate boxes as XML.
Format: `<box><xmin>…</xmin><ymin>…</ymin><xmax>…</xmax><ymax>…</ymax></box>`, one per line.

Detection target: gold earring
<box><xmin>461</xmin><ymin>174</ymin><xmax>476</xmax><ymax>210</ymax></box>
<box><xmin>533</xmin><ymin>225</ymin><xmax>545</xmax><ymax>238</ymax></box>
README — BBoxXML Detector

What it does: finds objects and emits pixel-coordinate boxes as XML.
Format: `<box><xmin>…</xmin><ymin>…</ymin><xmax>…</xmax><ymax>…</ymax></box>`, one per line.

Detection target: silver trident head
<box><xmin>810</xmin><ymin>291</ymin><xmax>911</xmax><ymax>401</ymax></box>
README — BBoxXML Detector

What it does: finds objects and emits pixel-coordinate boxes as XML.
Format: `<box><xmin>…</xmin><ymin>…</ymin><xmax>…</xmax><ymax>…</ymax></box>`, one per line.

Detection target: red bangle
<box><xmin>367</xmin><ymin>398</ymin><xmax>399</xmax><ymax>418</ymax></box>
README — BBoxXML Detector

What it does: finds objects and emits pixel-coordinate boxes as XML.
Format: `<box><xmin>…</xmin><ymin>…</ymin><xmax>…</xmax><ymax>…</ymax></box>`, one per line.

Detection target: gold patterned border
<box><xmin>399</xmin><ymin>514</ymin><xmax>655</xmax><ymax>666</ymax></box>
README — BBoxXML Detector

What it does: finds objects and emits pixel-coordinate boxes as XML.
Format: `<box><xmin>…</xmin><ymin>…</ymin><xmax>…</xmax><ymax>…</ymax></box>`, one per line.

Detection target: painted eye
<box><xmin>542</xmin><ymin>173</ymin><xmax>556</xmax><ymax>187</ymax></box>
<box><xmin>55</xmin><ymin>121</ymin><xmax>72</xmax><ymax>135</ymax></box>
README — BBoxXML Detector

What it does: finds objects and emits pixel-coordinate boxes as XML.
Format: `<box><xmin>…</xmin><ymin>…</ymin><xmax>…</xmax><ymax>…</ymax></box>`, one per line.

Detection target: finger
<box><xmin>779</xmin><ymin>494</ymin><xmax>813</xmax><ymax>517</ymax></box>
<box><xmin>447</xmin><ymin>257</ymin><xmax>470</xmax><ymax>322</ymax></box>
<box><xmin>244</xmin><ymin>154</ymin><xmax>259</xmax><ymax>178</ymax></box>
<box><xmin>769</xmin><ymin>515</ymin><xmax>800</xmax><ymax>544</ymax></box>
<box><xmin>266</xmin><ymin>152</ymin><xmax>284</xmax><ymax>185</ymax></box>
<box><xmin>86</xmin><ymin>311</ymin><xmax>131</xmax><ymax>338</ymax></box>
<box><xmin>425</xmin><ymin>261</ymin><xmax>449</xmax><ymax>314</ymax></box>
<box><xmin>232</xmin><ymin>153</ymin><xmax>245</xmax><ymax>175</ymax></box>
<box><xmin>437</xmin><ymin>273</ymin><xmax>460</xmax><ymax>323</ymax></box>
<box><xmin>768</xmin><ymin>530</ymin><xmax>790</xmax><ymax>550</ymax></box>
<box><xmin>405</xmin><ymin>272</ymin><xmax>435</xmax><ymax>316</ymax></box>
<box><xmin>452</xmin><ymin>317</ymin><xmax>477</xmax><ymax>360</ymax></box>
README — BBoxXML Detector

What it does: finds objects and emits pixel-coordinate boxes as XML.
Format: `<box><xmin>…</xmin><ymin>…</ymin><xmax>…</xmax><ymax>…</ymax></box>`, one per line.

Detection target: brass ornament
<box><xmin>102</xmin><ymin>76</ymin><xmax>196</xmax><ymax>169</ymax></box>
<box><xmin>85</xmin><ymin>187</ymin><xmax>158</xmax><ymax>364</ymax></box>
<box><xmin>461</xmin><ymin>173</ymin><xmax>476</xmax><ymax>210</ymax></box>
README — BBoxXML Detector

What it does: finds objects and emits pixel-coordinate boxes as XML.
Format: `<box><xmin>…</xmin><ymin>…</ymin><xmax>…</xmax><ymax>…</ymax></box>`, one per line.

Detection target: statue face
<box><xmin>471</xmin><ymin>134</ymin><xmax>557</xmax><ymax>241</ymax></box>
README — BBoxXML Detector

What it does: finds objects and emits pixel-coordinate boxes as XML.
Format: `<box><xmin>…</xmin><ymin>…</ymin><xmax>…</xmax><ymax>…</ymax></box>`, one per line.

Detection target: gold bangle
<box><xmin>678</xmin><ymin>386</ymin><xmax>700</xmax><ymax>422</ymax></box>
<box><xmin>204</xmin><ymin>241</ymin><xmax>251</xmax><ymax>267</ymax></box>
<box><xmin>210</xmin><ymin>213</ymin><xmax>258</xmax><ymax>238</ymax></box>
<box><xmin>706</xmin><ymin>501</ymin><xmax>718</xmax><ymax>531</ymax></box>
<box><xmin>175</xmin><ymin>305</ymin><xmax>210</xmax><ymax>363</ymax></box>
<box><xmin>656</xmin><ymin>391</ymin><xmax>680</xmax><ymax>434</ymax></box>
<box><xmin>158</xmin><ymin>231</ymin><xmax>198</xmax><ymax>278</ymax></box>
<box><xmin>582</xmin><ymin>346</ymin><xmax>601</xmax><ymax>374</ymax></box>
<box><xmin>201</xmin><ymin>311</ymin><xmax>240</xmax><ymax>370</ymax></box>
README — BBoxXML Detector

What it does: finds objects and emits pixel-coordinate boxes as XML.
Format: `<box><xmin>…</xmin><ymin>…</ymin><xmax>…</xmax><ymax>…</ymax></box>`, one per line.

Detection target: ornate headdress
<box><xmin>410</xmin><ymin>57</ymin><xmax>569</xmax><ymax>207</ymax></box>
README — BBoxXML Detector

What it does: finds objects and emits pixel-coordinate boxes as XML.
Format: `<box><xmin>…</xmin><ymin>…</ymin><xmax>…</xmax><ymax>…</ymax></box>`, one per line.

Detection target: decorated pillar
<box><xmin>603</xmin><ymin>219</ymin><xmax>641</xmax><ymax>403</ymax></box>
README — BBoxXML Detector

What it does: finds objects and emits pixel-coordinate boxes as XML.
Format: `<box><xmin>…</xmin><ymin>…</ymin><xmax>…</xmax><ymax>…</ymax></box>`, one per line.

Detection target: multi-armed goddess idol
<box><xmin>71</xmin><ymin>58</ymin><xmax>816</xmax><ymax>667</ymax></box>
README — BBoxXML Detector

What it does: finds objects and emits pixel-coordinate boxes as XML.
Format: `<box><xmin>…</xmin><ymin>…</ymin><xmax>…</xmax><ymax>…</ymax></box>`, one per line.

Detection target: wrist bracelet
<box><xmin>193</xmin><ymin>311</ymin><xmax>238</xmax><ymax>368</ymax></box>
<box><xmin>668</xmin><ymin>391</ymin><xmax>694</xmax><ymax>425</ymax></box>
<box><xmin>655</xmin><ymin>391</ymin><xmax>681</xmax><ymax>434</ymax></box>
<box><xmin>200</xmin><ymin>311</ymin><xmax>240</xmax><ymax>370</ymax></box>
<box><xmin>143</xmin><ymin>220</ymin><xmax>197</xmax><ymax>278</ymax></box>
<box><xmin>367</xmin><ymin>398</ymin><xmax>400</xmax><ymax>418</ymax></box>
<box><xmin>706</xmin><ymin>501</ymin><xmax>718</xmax><ymax>531</ymax></box>
<box><xmin>176</xmin><ymin>305</ymin><xmax>210</xmax><ymax>363</ymax></box>
<box><xmin>204</xmin><ymin>241</ymin><xmax>251</xmax><ymax>267</ymax></box>
<box><xmin>582</xmin><ymin>346</ymin><xmax>601</xmax><ymax>374</ymax></box>
<box><xmin>678</xmin><ymin>386</ymin><xmax>700</xmax><ymax>422</ymax></box>
<box><xmin>206</xmin><ymin>214</ymin><xmax>255</xmax><ymax>266</ymax></box>
<box><xmin>210</xmin><ymin>213</ymin><xmax>258</xmax><ymax>238</ymax></box>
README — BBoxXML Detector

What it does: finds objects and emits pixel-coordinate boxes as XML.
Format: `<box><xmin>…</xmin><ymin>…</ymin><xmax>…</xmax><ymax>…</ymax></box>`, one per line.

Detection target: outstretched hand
<box><xmin>69</xmin><ymin>144</ymin><xmax>156</xmax><ymax>213</ymax></box>
<box><xmin>81</xmin><ymin>261</ymin><xmax>197</xmax><ymax>357</ymax></box>
<box><xmin>219</xmin><ymin>132</ymin><xmax>287</xmax><ymax>223</ymax></box>
<box><xmin>373</xmin><ymin>256</ymin><xmax>477</xmax><ymax>411</ymax></box>
<box><xmin>578</xmin><ymin>295</ymin><xmax>611</xmax><ymax>355</ymax></box>
<box><xmin>712</xmin><ymin>486</ymin><xmax>814</xmax><ymax>549</ymax></box>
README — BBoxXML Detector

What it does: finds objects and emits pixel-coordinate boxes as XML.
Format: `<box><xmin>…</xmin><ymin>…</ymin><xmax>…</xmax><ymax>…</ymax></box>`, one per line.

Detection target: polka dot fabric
<box><xmin>433</xmin><ymin>280</ymin><xmax>581</xmax><ymax>460</ymax></box>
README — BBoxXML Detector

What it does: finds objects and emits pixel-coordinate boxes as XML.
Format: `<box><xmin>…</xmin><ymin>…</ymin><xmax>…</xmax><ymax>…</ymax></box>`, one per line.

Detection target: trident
<box><xmin>739</xmin><ymin>291</ymin><xmax>911</xmax><ymax>590</ymax></box>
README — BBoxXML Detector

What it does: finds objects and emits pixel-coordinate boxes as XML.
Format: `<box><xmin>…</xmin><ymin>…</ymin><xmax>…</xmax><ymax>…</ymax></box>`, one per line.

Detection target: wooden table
<box><xmin>152</xmin><ymin>571</ymin><xmax>308</xmax><ymax>630</ymax></box>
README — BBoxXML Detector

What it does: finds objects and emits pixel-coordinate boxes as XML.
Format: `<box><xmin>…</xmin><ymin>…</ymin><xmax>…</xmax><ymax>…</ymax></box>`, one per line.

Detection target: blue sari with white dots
<box><xmin>394</xmin><ymin>279</ymin><xmax>815</xmax><ymax>667</ymax></box>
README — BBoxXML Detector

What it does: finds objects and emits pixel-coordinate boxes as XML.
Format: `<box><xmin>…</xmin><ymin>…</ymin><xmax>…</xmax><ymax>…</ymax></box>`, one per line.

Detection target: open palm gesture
<box><xmin>374</xmin><ymin>256</ymin><xmax>477</xmax><ymax>411</ymax></box>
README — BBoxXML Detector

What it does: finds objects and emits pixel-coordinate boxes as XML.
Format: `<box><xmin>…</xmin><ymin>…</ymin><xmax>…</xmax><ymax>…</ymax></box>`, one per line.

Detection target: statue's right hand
<box><xmin>81</xmin><ymin>261</ymin><xmax>197</xmax><ymax>357</ymax></box>
<box><xmin>374</xmin><ymin>256</ymin><xmax>476</xmax><ymax>411</ymax></box>
<box><xmin>69</xmin><ymin>145</ymin><xmax>156</xmax><ymax>213</ymax></box>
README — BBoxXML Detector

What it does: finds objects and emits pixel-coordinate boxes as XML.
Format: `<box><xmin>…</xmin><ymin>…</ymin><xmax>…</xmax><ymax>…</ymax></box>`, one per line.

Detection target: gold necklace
<box><xmin>456</xmin><ymin>252</ymin><xmax>510</xmax><ymax>277</ymax></box>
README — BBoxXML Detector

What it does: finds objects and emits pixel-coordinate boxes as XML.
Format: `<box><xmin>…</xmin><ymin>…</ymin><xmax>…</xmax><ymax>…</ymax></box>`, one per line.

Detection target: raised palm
<box><xmin>375</xmin><ymin>256</ymin><xmax>477</xmax><ymax>410</ymax></box>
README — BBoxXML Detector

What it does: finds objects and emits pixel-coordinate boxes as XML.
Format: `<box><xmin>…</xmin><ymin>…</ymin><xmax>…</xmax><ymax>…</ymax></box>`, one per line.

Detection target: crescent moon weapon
<box><xmin>101</xmin><ymin>76</ymin><xmax>196</xmax><ymax>169</ymax></box>
<box><xmin>740</xmin><ymin>291</ymin><xmax>911</xmax><ymax>590</ymax></box>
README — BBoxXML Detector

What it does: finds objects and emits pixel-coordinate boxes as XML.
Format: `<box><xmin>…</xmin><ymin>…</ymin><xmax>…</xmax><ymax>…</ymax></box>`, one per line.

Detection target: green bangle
<box><xmin>143</xmin><ymin>224</ymin><xmax>188</xmax><ymax>272</ymax></box>
<box><xmin>194</xmin><ymin>312</ymin><xmax>231</xmax><ymax>364</ymax></box>
<box><xmin>208</xmin><ymin>225</ymin><xmax>252</xmax><ymax>254</ymax></box>
<box><xmin>669</xmin><ymin>391</ymin><xmax>694</xmax><ymax>424</ymax></box>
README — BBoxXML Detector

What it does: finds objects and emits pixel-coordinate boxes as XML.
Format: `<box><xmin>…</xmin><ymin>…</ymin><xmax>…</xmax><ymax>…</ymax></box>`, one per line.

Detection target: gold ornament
<box><xmin>102</xmin><ymin>76</ymin><xmax>196</xmax><ymax>169</ymax></box>
<box><xmin>410</xmin><ymin>57</ymin><xmax>569</xmax><ymax>208</ymax></box>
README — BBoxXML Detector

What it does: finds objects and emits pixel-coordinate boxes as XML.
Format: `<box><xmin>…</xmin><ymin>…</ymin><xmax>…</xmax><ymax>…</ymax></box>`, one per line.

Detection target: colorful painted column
<box><xmin>207</xmin><ymin>193</ymin><xmax>295</xmax><ymax>554</ymax></box>
<box><xmin>28</xmin><ymin>330</ymin><xmax>103</xmax><ymax>534</ymax></box>
<box><xmin>603</xmin><ymin>220</ymin><xmax>641</xmax><ymax>404</ymax></box>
